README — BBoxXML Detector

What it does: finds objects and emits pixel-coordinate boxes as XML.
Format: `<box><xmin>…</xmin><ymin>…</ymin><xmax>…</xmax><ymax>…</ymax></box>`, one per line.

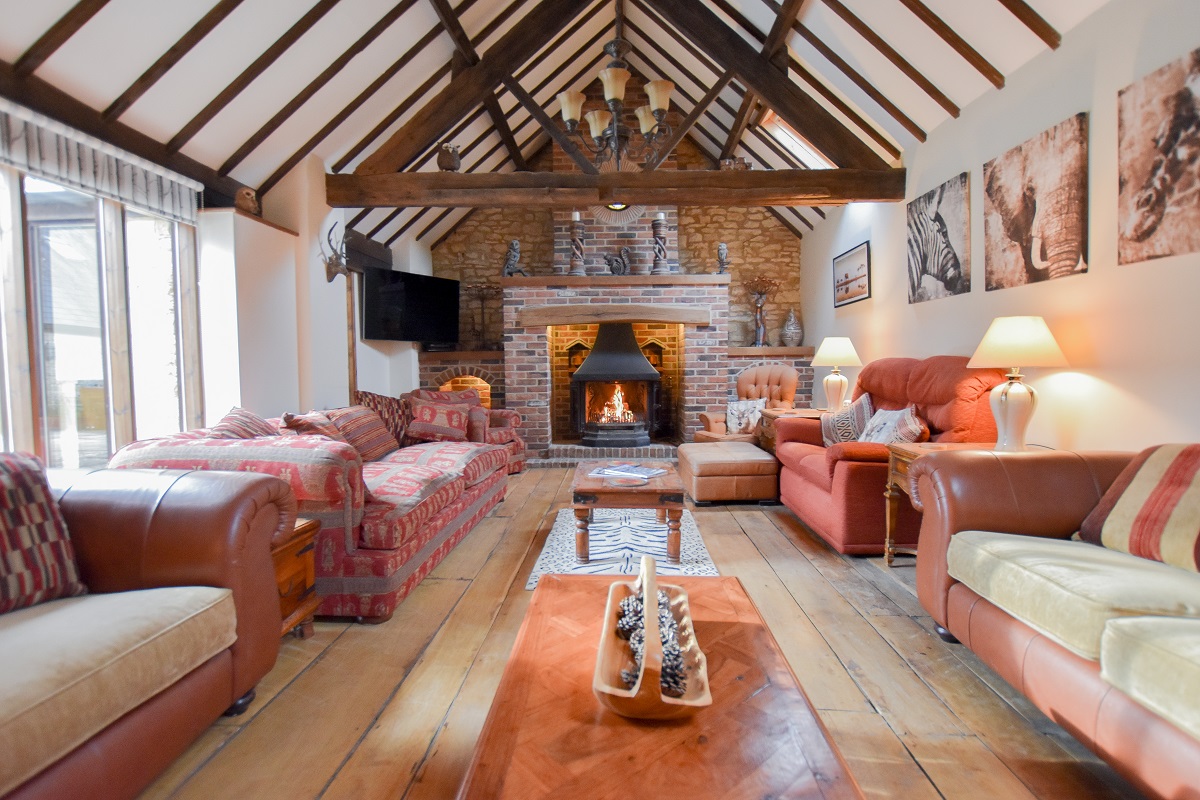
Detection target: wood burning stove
<box><xmin>570</xmin><ymin>323</ymin><xmax>660</xmax><ymax>447</ymax></box>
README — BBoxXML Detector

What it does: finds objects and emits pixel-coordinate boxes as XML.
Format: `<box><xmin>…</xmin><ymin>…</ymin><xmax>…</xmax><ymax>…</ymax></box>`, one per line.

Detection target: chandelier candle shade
<box><xmin>556</xmin><ymin>1</ymin><xmax>673</xmax><ymax>170</ymax></box>
<box><xmin>810</xmin><ymin>337</ymin><xmax>862</xmax><ymax>410</ymax></box>
<box><xmin>967</xmin><ymin>316</ymin><xmax>1068</xmax><ymax>451</ymax></box>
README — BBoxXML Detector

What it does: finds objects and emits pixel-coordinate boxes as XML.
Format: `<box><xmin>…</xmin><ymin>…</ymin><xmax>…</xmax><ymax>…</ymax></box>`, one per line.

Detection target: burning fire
<box><xmin>595</xmin><ymin>383</ymin><xmax>635</xmax><ymax>424</ymax></box>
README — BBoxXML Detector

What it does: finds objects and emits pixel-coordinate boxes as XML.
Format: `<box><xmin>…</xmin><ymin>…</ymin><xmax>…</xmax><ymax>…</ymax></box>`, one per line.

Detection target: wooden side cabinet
<box><xmin>273</xmin><ymin>517</ymin><xmax>320</xmax><ymax>638</ymax></box>
<box><xmin>758</xmin><ymin>408</ymin><xmax>824</xmax><ymax>454</ymax></box>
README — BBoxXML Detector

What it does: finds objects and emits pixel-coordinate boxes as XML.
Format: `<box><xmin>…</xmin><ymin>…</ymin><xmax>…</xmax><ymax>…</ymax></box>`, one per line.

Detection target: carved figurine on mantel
<box><xmin>502</xmin><ymin>239</ymin><xmax>526</xmax><ymax>277</ymax></box>
<box><xmin>744</xmin><ymin>275</ymin><xmax>780</xmax><ymax>347</ymax></box>
<box><xmin>716</xmin><ymin>242</ymin><xmax>730</xmax><ymax>274</ymax></box>
<box><xmin>604</xmin><ymin>247</ymin><xmax>632</xmax><ymax>276</ymax></box>
<box><xmin>235</xmin><ymin>186</ymin><xmax>261</xmax><ymax>216</ymax></box>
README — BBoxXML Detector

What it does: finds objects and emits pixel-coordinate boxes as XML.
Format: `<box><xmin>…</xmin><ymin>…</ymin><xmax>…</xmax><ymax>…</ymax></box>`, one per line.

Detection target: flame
<box><xmin>595</xmin><ymin>383</ymin><xmax>635</xmax><ymax>424</ymax></box>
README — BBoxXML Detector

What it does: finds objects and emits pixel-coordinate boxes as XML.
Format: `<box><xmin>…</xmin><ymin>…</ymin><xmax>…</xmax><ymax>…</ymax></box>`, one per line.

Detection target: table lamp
<box><xmin>967</xmin><ymin>316</ymin><xmax>1068</xmax><ymax>451</ymax></box>
<box><xmin>810</xmin><ymin>337</ymin><xmax>862</xmax><ymax>410</ymax></box>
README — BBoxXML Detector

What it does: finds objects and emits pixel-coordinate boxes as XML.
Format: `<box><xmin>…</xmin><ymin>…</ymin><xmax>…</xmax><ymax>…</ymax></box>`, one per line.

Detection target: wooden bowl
<box><xmin>592</xmin><ymin>556</ymin><xmax>712</xmax><ymax>719</ymax></box>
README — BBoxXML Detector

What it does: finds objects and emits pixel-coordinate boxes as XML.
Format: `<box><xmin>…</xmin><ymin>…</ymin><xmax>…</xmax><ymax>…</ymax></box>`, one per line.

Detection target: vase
<box><xmin>781</xmin><ymin>308</ymin><xmax>803</xmax><ymax>347</ymax></box>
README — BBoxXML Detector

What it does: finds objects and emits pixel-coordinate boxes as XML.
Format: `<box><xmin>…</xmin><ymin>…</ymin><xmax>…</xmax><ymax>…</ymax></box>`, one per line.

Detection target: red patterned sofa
<box><xmin>109</xmin><ymin>398</ymin><xmax>511</xmax><ymax>622</ymax></box>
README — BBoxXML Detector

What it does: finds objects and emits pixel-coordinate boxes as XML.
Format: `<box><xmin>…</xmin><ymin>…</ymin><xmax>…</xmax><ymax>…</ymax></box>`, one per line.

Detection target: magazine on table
<box><xmin>588</xmin><ymin>463</ymin><xmax>667</xmax><ymax>479</ymax></box>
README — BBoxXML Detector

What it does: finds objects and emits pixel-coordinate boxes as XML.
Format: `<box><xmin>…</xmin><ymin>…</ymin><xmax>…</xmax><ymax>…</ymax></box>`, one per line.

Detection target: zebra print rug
<box><xmin>525</xmin><ymin>508</ymin><xmax>718</xmax><ymax>590</ymax></box>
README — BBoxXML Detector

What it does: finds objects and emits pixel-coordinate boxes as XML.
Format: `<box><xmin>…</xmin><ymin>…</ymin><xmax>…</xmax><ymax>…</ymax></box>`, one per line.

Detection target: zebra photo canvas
<box><xmin>982</xmin><ymin>113</ymin><xmax>1089</xmax><ymax>291</ymax></box>
<box><xmin>907</xmin><ymin>173</ymin><xmax>969</xmax><ymax>303</ymax></box>
<box><xmin>1118</xmin><ymin>47</ymin><xmax>1200</xmax><ymax>265</ymax></box>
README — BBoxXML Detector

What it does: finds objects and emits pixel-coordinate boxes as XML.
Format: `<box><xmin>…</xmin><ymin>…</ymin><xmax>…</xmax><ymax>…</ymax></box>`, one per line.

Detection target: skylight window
<box><xmin>759</xmin><ymin>110</ymin><xmax>836</xmax><ymax>169</ymax></box>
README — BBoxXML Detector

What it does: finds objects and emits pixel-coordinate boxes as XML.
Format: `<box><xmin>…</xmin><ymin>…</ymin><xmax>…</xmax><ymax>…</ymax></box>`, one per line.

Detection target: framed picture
<box><xmin>833</xmin><ymin>241</ymin><xmax>871</xmax><ymax>308</ymax></box>
<box><xmin>907</xmin><ymin>172</ymin><xmax>970</xmax><ymax>303</ymax></box>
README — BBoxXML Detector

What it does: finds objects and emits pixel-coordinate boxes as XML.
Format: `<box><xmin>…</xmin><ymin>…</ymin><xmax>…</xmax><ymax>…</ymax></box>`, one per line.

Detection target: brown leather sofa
<box><xmin>910</xmin><ymin>450</ymin><xmax>1200</xmax><ymax>800</ymax></box>
<box><xmin>3</xmin><ymin>469</ymin><xmax>292</xmax><ymax>800</ymax></box>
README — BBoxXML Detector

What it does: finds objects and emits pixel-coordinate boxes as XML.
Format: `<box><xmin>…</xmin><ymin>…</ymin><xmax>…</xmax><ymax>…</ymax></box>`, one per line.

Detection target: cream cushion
<box><xmin>1101</xmin><ymin>616</ymin><xmax>1200</xmax><ymax>742</ymax></box>
<box><xmin>947</xmin><ymin>530</ymin><xmax>1200</xmax><ymax>659</ymax></box>
<box><xmin>0</xmin><ymin>586</ymin><xmax>236</xmax><ymax>796</ymax></box>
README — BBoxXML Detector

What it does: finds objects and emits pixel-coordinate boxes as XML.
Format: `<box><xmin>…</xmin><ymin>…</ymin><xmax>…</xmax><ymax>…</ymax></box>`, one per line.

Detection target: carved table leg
<box><xmin>656</xmin><ymin>507</ymin><xmax>666</xmax><ymax>524</ymax></box>
<box><xmin>884</xmin><ymin>480</ymin><xmax>899</xmax><ymax>567</ymax></box>
<box><xmin>665</xmin><ymin>508</ymin><xmax>682</xmax><ymax>564</ymax></box>
<box><xmin>574</xmin><ymin>508</ymin><xmax>591</xmax><ymax>564</ymax></box>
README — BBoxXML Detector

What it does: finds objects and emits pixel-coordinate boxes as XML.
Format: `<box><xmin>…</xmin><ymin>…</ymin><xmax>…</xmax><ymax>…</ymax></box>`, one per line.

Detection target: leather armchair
<box><xmin>695</xmin><ymin>364</ymin><xmax>799</xmax><ymax>443</ymax></box>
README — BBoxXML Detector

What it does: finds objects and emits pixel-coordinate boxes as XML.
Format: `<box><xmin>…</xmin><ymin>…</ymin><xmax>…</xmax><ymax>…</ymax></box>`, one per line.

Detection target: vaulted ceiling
<box><xmin>0</xmin><ymin>0</ymin><xmax>1111</xmax><ymax>246</ymax></box>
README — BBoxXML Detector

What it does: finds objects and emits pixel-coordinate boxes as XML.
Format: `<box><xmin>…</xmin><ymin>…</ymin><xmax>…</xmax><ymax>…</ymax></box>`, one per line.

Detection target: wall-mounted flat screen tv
<box><xmin>360</xmin><ymin>267</ymin><xmax>459</xmax><ymax>344</ymax></box>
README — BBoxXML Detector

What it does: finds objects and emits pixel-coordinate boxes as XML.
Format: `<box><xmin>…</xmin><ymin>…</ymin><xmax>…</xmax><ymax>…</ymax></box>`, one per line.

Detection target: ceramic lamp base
<box><xmin>990</xmin><ymin>378</ymin><xmax>1037</xmax><ymax>452</ymax></box>
<box><xmin>823</xmin><ymin>371</ymin><xmax>849</xmax><ymax>411</ymax></box>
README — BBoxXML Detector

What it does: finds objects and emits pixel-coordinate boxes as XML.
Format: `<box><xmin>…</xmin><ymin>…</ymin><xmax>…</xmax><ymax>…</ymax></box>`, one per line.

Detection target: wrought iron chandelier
<box><xmin>555</xmin><ymin>0</ymin><xmax>673</xmax><ymax>170</ymax></box>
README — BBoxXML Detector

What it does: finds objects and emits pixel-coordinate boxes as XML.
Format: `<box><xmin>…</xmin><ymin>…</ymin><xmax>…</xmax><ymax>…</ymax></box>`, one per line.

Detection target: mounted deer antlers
<box><xmin>320</xmin><ymin>222</ymin><xmax>349</xmax><ymax>283</ymax></box>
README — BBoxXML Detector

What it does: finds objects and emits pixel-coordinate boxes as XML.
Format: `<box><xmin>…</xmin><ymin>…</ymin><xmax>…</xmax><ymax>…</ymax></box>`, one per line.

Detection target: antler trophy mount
<box><xmin>320</xmin><ymin>222</ymin><xmax>350</xmax><ymax>283</ymax></box>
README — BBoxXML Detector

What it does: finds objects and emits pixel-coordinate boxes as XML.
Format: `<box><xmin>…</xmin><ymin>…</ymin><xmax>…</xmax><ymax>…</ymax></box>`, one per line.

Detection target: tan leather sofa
<box><xmin>1</xmin><ymin>469</ymin><xmax>292</xmax><ymax>800</ymax></box>
<box><xmin>910</xmin><ymin>449</ymin><xmax>1200</xmax><ymax>800</ymax></box>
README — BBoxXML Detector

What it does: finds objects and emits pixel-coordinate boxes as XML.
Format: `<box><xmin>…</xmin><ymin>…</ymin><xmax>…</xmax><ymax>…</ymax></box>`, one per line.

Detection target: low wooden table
<box><xmin>885</xmin><ymin>442</ymin><xmax>991</xmax><ymax>566</ymax></box>
<box><xmin>571</xmin><ymin>460</ymin><xmax>684</xmax><ymax>564</ymax></box>
<box><xmin>458</xmin><ymin>575</ymin><xmax>863</xmax><ymax>799</ymax></box>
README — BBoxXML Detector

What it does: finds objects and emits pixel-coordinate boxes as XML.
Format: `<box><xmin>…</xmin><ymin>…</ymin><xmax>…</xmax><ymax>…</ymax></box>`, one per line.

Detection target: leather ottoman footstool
<box><xmin>677</xmin><ymin>441</ymin><xmax>780</xmax><ymax>504</ymax></box>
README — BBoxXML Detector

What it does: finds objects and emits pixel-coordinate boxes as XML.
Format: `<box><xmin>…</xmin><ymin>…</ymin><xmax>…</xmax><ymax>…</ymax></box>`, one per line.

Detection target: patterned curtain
<box><xmin>0</xmin><ymin>99</ymin><xmax>201</xmax><ymax>225</ymax></box>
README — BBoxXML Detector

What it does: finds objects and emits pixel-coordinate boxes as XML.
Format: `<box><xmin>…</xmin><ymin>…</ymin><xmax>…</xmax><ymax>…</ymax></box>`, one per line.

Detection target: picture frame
<box><xmin>832</xmin><ymin>241</ymin><xmax>871</xmax><ymax>308</ymax></box>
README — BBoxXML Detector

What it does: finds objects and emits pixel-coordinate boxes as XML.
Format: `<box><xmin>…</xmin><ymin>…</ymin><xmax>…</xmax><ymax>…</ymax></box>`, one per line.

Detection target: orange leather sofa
<box><xmin>4</xmin><ymin>469</ymin><xmax>291</xmax><ymax>800</ymax></box>
<box><xmin>910</xmin><ymin>450</ymin><xmax>1200</xmax><ymax>800</ymax></box>
<box><xmin>774</xmin><ymin>356</ymin><xmax>1003</xmax><ymax>554</ymax></box>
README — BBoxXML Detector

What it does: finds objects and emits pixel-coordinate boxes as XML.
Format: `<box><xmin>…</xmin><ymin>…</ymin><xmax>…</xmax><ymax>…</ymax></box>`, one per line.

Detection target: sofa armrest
<box><xmin>775</xmin><ymin>416</ymin><xmax>823</xmax><ymax>446</ymax></box>
<box><xmin>909</xmin><ymin>449</ymin><xmax>1133</xmax><ymax>628</ymax></box>
<box><xmin>50</xmin><ymin>468</ymin><xmax>294</xmax><ymax>700</ymax></box>
<box><xmin>826</xmin><ymin>441</ymin><xmax>890</xmax><ymax>464</ymax></box>
<box><xmin>698</xmin><ymin>410</ymin><xmax>727</xmax><ymax>435</ymax></box>
<box><xmin>489</xmin><ymin>409</ymin><xmax>522</xmax><ymax>428</ymax></box>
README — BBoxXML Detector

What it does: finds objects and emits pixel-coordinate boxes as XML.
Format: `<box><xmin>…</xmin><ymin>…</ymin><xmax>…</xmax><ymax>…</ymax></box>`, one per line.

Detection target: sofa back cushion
<box><xmin>407</xmin><ymin>399</ymin><xmax>470</xmax><ymax>443</ymax></box>
<box><xmin>0</xmin><ymin>453</ymin><xmax>87</xmax><ymax>614</ymax></box>
<box><xmin>853</xmin><ymin>357</ymin><xmax>918</xmax><ymax>411</ymax></box>
<box><xmin>326</xmin><ymin>406</ymin><xmax>399</xmax><ymax>462</ymax></box>
<box><xmin>355</xmin><ymin>390</ymin><xmax>407</xmax><ymax>442</ymax></box>
<box><xmin>409</xmin><ymin>388</ymin><xmax>482</xmax><ymax>407</ymax></box>
<box><xmin>1079</xmin><ymin>444</ymin><xmax>1200</xmax><ymax>571</ymax></box>
<box><xmin>735</xmin><ymin>364</ymin><xmax>799</xmax><ymax>409</ymax></box>
<box><xmin>908</xmin><ymin>356</ymin><xmax>1004</xmax><ymax>443</ymax></box>
<box><xmin>207</xmin><ymin>407</ymin><xmax>278</xmax><ymax>439</ymax></box>
<box><xmin>821</xmin><ymin>393</ymin><xmax>874</xmax><ymax>446</ymax></box>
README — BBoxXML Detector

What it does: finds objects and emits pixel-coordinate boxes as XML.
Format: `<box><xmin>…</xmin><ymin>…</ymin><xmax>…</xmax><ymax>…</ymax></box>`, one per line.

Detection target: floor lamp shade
<box><xmin>967</xmin><ymin>317</ymin><xmax>1068</xmax><ymax>451</ymax></box>
<box><xmin>811</xmin><ymin>337</ymin><xmax>862</xmax><ymax>410</ymax></box>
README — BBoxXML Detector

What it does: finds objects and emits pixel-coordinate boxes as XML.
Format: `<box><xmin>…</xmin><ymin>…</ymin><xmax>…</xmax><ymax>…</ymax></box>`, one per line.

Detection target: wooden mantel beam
<box><xmin>326</xmin><ymin>168</ymin><xmax>906</xmax><ymax>208</ymax></box>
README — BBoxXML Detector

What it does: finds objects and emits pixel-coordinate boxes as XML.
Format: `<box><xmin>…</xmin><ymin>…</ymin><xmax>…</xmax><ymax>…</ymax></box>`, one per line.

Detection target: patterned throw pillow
<box><xmin>1079</xmin><ymin>444</ymin><xmax>1200</xmax><ymax>571</ymax></box>
<box><xmin>409</xmin><ymin>388</ymin><xmax>482</xmax><ymax>407</ymax></box>
<box><xmin>406</xmin><ymin>399</ymin><xmax>470</xmax><ymax>443</ymax></box>
<box><xmin>207</xmin><ymin>407</ymin><xmax>278</xmax><ymax>439</ymax></box>
<box><xmin>326</xmin><ymin>405</ymin><xmax>400</xmax><ymax>461</ymax></box>
<box><xmin>281</xmin><ymin>410</ymin><xmax>348</xmax><ymax>443</ymax></box>
<box><xmin>821</xmin><ymin>394</ymin><xmax>874</xmax><ymax>446</ymax></box>
<box><xmin>726</xmin><ymin>398</ymin><xmax>767</xmax><ymax>434</ymax></box>
<box><xmin>0</xmin><ymin>452</ymin><xmax>87</xmax><ymax>613</ymax></box>
<box><xmin>355</xmin><ymin>390</ymin><xmax>406</xmax><ymax>442</ymax></box>
<box><xmin>466</xmin><ymin>406</ymin><xmax>489</xmax><ymax>443</ymax></box>
<box><xmin>858</xmin><ymin>406</ymin><xmax>929</xmax><ymax>445</ymax></box>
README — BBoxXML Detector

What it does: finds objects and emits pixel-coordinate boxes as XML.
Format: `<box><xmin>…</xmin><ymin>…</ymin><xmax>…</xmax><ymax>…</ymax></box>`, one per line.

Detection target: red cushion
<box><xmin>406</xmin><ymin>399</ymin><xmax>469</xmax><ymax>443</ymax></box>
<box><xmin>854</xmin><ymin>357</ymin><xmax>918</xmax><ymax>411</ymax></box>
<box><xmin>382</xmin><ymin>441</ymin><xmax>508</xmax><ymax>486</ymax></box>
<box><xmin>326</xmin><ymin>405</ymin><xmax>399</xmax><ymax>461</ymax></box>
<box><xmin>467</xmin><ymin>406</ymin><xmax>489</xmax><ymax>443</ymax></box>
<box><xmin>281</xmin><ymin>410</ymin><xmax>347</xmax><ymax>442</ymax></box>
<box><xmin>207</xmin><ymin>407</ymin><xmax>278</xmax><ymax>439</ymax></box>
<box><xmin>409</xmin><ymin>388</ymin><xmax>482</xmax><ymax>407</ymax></box>
<box><xmin>0</xmin><ymin>453</ymin><xmax>87</xmax><ymax>613</ymax></box>
<box><xmin>354</xmin><ymin>390</ymin><xmax>406</xmax><ymax>442</ymax></box>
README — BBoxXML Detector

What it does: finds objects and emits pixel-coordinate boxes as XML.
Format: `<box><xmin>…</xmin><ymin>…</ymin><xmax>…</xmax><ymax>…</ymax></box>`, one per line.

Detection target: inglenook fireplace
<box><xmin>570</xmin><ymin>323</ymin><xmax>661</xmax><ymax>447</ymax></box>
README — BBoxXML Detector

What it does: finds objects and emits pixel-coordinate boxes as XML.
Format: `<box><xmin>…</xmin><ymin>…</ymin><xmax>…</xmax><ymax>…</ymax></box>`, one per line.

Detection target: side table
<box><xmin>272</xmin><ymin>517</ymin><xmax>321</xmax><ymax>638</ymax></box>
<box><xmin>884</xmin><ymin>442</ymin><xmax>990</xmax><ymax>566</ymax></box>
<box><xmin>759</xmin><ymin>407</ymin><xmax>824</xmax><ymax>453</ymax></box>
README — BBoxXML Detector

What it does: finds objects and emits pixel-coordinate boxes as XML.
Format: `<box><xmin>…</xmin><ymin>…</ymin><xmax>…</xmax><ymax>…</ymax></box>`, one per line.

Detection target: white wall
<box><xmin>800</xmin><ymin>0</ymin><xmax>1200</xmax><ymax>452</ymax></box>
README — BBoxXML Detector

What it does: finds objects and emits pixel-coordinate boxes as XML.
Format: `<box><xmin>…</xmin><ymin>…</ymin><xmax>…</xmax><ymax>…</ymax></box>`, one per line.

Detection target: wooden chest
<box><xmin>272</xmin><ymin>517</ymin><xmax>320</xmax><ymax>638</ymax></box>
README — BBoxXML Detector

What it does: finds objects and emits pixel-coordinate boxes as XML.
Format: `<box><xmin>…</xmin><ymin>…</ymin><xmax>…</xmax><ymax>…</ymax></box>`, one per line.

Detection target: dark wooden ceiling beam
<box><xmin>104</xmin><ymin>0</ymin><xmax>246</xmax><ymax>121</ymax></box>
<box><xmin>766</xmin><ymin>206</ymin><xmax>807</xmax><ymax>237</ymax></box>
<box><xmin>995</xmin><ymin>0</ymin><xmax>1060</xmax><ymax>49</ymax></box>
<box><xmin>0</xmin><ymin>58</ymin><xmax>246</xmax><ymax>200</ymax></box>
<box><xmin>820</xmin><ymin>0</ymin><xmax>959</xmax><ymax>117</ymax></box>
<box><xmin>326</xmin><ymin>168</ymin><xmax>906</xmax><ymax>207</ymax></box>
<box><xmin>792</xmin><ymin>22</ymin><xmax>926</xmax><ymax>142</ymax></box>
<box><xmin>356</xmin><ymin>0</ymin><xmax>593</xmax><ymax>175</ymax></box>
<box><xmin>640</xmin><ymin>0</ymin><xmax>887</xmax><ymax>170</ymax></box>
<box><xmin>642</xmin><ymin>71</ymin><xmax>733</xmax><ymax>170</ymax></box>
<box><xmin>428</xmin><ymin>0</ymin><xmax>528</xmax><ymax>170</ymax></box>
<box><xmin>722</xmin><ymin>94</ymin><xmax>758</xmax><ymax>160</ymax></box>
<box><xmin>167</xmin><ymin>0</ymin><xmax>341</xmax><ymax>154</ymax></box>
<box><xmin>894</xmin><ymin>0</ymin><xmax>1003</xmax><ymax>88</ymax></box>
<box><xmin>220</xmin><ymin>0</ymin><xmax>418</xmax><ymax>177</ymax></box>
<box><xmin>788</xmin><ymin>54</ymin><xmax>899</xmax><ymax>159</ymax></box>
<box><xmin>14</xmin><ymin>0</ymin><xmax>111</xmax><ymax>77</ymax></box>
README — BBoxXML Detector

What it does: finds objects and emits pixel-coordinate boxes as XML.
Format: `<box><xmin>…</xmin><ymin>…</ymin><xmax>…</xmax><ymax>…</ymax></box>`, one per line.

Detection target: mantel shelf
<box><xmin>501</xmin><ymin>274</ymin><xmax>730</xmax><ymax>288</ymax></box>
<box><xmin>727</xmin><ymin>346</ymin><xmax>815</xmax><ymax>357</ymax></box>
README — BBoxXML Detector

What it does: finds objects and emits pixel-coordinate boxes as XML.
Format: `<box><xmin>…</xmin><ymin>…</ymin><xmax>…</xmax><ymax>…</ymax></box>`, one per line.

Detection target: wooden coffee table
<box><xmin>571</xmin><ymin>460</ymin><xmax>684</xmax><ymax>564</ymax></box>
<box><xmin>458</xmin><ymin>574</ymin><xmax>863</xmax><ymax>799</ymax></box>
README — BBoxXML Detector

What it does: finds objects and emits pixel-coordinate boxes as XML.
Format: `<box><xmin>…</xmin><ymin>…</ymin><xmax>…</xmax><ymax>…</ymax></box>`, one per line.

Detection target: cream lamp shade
<box><xmin>967</xmin><ymin>316</ymin><xmax>1068</xmax><ymax>451</ymax></box>
<box><xmin>810</xmin><ymin>337</ymin><xmax>862</xmax><ymax>410</ymax></box>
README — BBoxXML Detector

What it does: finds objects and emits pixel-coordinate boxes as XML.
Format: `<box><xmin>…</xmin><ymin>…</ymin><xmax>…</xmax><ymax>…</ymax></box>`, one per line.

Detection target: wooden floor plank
<box><xmin>820</xmin><ymin>710</ymin><xmax>941</xmax><ymax>800</ymax></box>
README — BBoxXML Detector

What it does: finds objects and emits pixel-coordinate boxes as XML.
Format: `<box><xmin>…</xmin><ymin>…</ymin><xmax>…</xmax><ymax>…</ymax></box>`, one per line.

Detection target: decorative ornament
<box><xmin>569</xmin><ymin>213</ymin><xmax>585</xmax><ymax>276</ymax></box>
<box><xmin>234</xmin><ymin>186</ymin><xmax>261</xmax><ymax>216</ymax></box>
<box><xmin>651</xmin><ymin>214</ymin><xmax>669</xmax><ymax>274</ymax></box>
<box><xmin>604</xmin><ymin>247</ymin><xmax>632</xmax><ymax>275</ymax></box>
<box><xmin>502</xmin><ymin>239</ymin><xmax>526</xmax><ymax>277</ymax></box>
<box><xmin>781</xmin><ymin>308</ymin><xmax>803</xmax><ymax>347</ymax></box>
<box><xmin>436</xmin><ymin>142</ymin><xmax>461</xmax><ymax>172</ymax></box>
<box><xmin>744</xmin><ymin>275</ymin><xmax>781</xmax><ymax>347</ymax></box>
<box><xmin>716</xmin><ymin>242</ymin><xmax>730</xmax><ymax>274</ymax></box>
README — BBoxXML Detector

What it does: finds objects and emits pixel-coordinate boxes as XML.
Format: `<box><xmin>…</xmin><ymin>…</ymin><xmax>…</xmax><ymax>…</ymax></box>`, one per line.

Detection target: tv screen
<box><xmin>360</xmin><ymin>268</ymin><xmax>459</xmax><ymax>344</ymax></box>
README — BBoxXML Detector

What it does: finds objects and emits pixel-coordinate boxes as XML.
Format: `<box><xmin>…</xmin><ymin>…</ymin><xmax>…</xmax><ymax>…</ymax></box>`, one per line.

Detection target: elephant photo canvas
<box><xmin>907</xmin><ymin>172</ymin><xmax>969</xmax><ymax>303</ymax></box>
<box><xmin>983</xmin><ymin>113</ymin><xmax>1089</xmax><ymax>291</ymax></box>
<box><xmin>1118</xmin><ymin>47</ymin><xmax>1200</xmax><ymax>265</ymax></box>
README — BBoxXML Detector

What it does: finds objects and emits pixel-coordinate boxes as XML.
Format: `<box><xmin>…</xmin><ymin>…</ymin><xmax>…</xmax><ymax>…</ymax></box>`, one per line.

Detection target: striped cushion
<box><xmin>0</xmin><ymin>453</ymin><xmax>87</xmax><ymax>613</ymax></box>
<box><xmin>281</xmin><ymin>410</ymin><xmax>347</xmax><ymax>443</ymax></box>
<box><xmin>354</xmin><ymin>390</ymin><xmax>406</xmax><ymax>443</ymax></box>
<box><xmin>406</xmin><ymin>399</ymin><xmax>469</xmax><ymax>443</ymax></box>
<box><xmin>821</xmin><ymin>393</ymin><xmax>874</xmax><ymax>446</ymax></box>
<box><xmin>207</xmin><ymin>407</ymin><xmax>278</xmax><ymax>439</ymax></box>
<box><xmin>858</xmin><ymin>405</ymin><xmax>929</xmax><ymax>445</ymax></box>
<box><xmin>326</xmin><ymin>406</ymin><xmax>399</xmax><ymax>462</ymax></box>
<box><xmin>1080</xmin><ymin>444</ymin><xmax>1200</xmax><ymax>571</ymax></box>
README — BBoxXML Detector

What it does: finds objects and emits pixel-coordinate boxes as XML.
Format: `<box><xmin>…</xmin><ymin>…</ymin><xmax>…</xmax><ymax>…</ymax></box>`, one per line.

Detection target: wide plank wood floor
<box><xmin>141</xmin><ymin>467</ymin><xmax>1143</xmax><ymax>799</ymax></box>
